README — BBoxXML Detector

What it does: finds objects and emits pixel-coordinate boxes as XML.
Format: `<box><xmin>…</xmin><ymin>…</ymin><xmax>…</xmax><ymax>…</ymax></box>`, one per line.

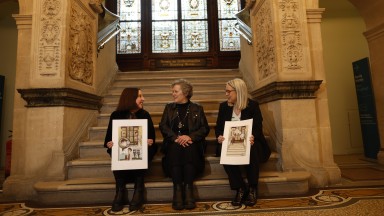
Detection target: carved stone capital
<box><xmin>250</xmin><ymin>80</ymin><xmax>323</xmax><ymax>104</ymax></box>
<box><xmin>89</xmin><ymin>0</ymin><xmax>104</xmax><ymax>14</ymax></box>
<box><xmin>17</xmin><ymin>88</ymin><xmax>102</xmax><ymax>110</ymax></box>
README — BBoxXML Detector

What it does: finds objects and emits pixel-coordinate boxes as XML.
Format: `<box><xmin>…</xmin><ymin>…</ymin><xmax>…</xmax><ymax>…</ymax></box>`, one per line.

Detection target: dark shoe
<box><xmin>111</xmin><ymin>188</ymin><xmax>125</xmax><ymax>212</ymax></box>
<box><xmin>244</xmin><ymin>186</ymin><xmax>258</xmax><ymax>206</ymax></box>
<box><xmin>129</xmin><ymin>177</ymin><xmax>145</xmax><ymax>211</ymax></box>
<box><xmin>172</xmin><ymin>184</ymin><xmax>184</xmax><ymax>210</ymax></box>
<box><xmin>231</xmin><ymin>187</ymin><xmax>246</xmax><ymax>206</ymax></box>
<box><xmin>184</xmin><ymin>184</ymin><xmax>196</xmax><ymax>209</ymax></box>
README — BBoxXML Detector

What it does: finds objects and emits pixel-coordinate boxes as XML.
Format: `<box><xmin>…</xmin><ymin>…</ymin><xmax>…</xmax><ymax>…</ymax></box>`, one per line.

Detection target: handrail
<box><xmin>234</xmin><ymin>1</ymin><xmax>254</xmax><ymax>45</ymax></box>
<box><xmin>234</xmin><ymin>23</ymin><xmax>252</xmax><ymax>45</ymax></box>
<box><xmin>97</xmin><ymin>24</ymin><xmax>121</xmax><ymax>52</ymax></box>
<box><xmin>96</xmin><ymin>3</ymin><xmax>120</xmax><ymax>53</ymax></box>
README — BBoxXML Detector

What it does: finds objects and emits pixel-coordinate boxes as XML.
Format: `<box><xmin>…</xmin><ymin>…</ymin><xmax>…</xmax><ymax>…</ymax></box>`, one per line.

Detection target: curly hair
<box><xmin>171</xmin><ymin>78</ymin><xmax>193</xmax><ymax>99</ymax></box>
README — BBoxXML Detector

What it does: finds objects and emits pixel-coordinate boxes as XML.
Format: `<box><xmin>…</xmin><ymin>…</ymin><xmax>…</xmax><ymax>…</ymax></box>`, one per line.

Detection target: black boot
<box><xmin>112</xmin><ymin>180</ymin><xmax>126</xmax><ymax>212</ymax></box>
<box><xmin>172</xmin><ymin>184</ymin><xmax>184</xmax><ymax>210</ymax></box>
<box><xmin>231</xmin><ymin>187</ymin><xmax>246</xmax><ymax>206</ymax></box>
<box><xmin>129</xmin><ymin>177</ymin><xmax>145</xmax><ymax>211</ymax></box>
<box><xmin>244</xmin><ymin>186</ymin><xmax>257</xmax><ymax>206</ymax></box>
<box><xmin>184</xmin><ymin>184</ymin><xmax>196</xmax><ymax>209</ymax></box>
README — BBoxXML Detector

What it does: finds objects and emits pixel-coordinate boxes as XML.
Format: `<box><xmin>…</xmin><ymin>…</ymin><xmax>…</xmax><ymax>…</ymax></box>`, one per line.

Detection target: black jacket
<box><xmin>215</xmin><ymin>99</ymin><xmax>269</xmax><ymax>161</ymax></box>
<box><xmin>159</xmin><ymin>101</ymin><xmax>210</xmax><ymax>150</ymax></box>
<box><xmin>104</xmin><ymin>109</ymin><xmax>156</xmax><ymax>155</ymax></box>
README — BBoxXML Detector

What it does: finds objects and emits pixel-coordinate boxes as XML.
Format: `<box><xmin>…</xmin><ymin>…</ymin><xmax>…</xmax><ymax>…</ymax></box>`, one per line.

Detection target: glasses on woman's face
<box><xmin>225</xmin><ymin>89</ymin><xmax>236</xmax><ymax>94</ymax></box>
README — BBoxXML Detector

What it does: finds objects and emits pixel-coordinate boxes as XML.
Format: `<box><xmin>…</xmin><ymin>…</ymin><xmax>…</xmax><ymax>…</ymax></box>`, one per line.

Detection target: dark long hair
<box><xmin>116</xmin><ymin>87</ymin><xmax>140</xmax><ymax>111</ymax></box>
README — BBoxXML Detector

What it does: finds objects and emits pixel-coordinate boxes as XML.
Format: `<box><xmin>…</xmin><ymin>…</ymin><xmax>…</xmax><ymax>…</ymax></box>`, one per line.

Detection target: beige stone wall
<box><xmin>4</xmin><ymin>0</ymin><xmax>117</xmax><ymax>200</ymax></box>
<box><xmin>0</xmin><ymin>1</ymin><xmax>18</xmax><ymax>168</ymax></box>
<box><xmin>240</xmin><ymin>0</ymin><xmax>340</xmax><ymax>187</ymax></box>
<box><xmin>320</xmin><ymin>0</ymin><xmax>368</xmax><ymax>155</ymax></box>
<box><xmin>348</xmin><ymin>0</ymin><xmax>384</xmax><ymax>163</ymax></box>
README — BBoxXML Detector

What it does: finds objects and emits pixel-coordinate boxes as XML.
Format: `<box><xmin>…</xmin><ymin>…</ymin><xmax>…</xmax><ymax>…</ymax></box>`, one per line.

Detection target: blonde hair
<box><xmin>227</xmin><ymin>78</ymin><xmax>249</xmax><ymax>110</ymax></box>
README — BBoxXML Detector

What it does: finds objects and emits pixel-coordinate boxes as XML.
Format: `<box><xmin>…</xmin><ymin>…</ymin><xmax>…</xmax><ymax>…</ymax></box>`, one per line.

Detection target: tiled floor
<box><xmin>1</xmin><ymin>153</ymin><xmax>384</xmax><ymax>215</ymax></box>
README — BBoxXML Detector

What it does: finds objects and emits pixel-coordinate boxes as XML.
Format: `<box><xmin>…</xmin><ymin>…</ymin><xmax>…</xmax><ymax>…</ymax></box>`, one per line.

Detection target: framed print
<box><xmin>220</xmin><ymin>119</ymin><xmax>253</xmax><ymax>165</ymax></box>
<box><xmin>111</xmin><ymin>119</ymin><xmax>148</xmax><ymax>170</ymax></box>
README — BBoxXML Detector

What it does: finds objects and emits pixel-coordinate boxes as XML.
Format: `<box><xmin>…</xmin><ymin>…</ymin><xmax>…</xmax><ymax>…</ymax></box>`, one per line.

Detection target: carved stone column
<box><xmin>3</xmin><ymin>0</ymin><xmax>101</xmax><ymax>200</ymax></box>
<box><xmin>244</xmin><ymin>0</ymin><xmax>340</xmax><ymax>187</ymax></box>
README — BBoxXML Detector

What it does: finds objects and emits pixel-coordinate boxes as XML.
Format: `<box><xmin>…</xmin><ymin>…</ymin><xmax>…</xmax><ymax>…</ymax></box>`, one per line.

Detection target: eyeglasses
<box><xmin>225</xmin><ymin>89</ymin><xmax>236</xmax><ymax>94</ymax></box>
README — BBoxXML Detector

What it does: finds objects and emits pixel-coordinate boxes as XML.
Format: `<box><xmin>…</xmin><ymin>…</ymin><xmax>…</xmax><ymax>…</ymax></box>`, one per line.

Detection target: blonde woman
<box><xmin>215</xmin><ymin>78</ymin><xmax>270</xmax><ymax>206</ymax></box>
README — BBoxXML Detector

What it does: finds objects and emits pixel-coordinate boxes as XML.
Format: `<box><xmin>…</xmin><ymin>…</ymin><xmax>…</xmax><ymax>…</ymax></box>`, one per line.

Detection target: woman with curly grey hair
<box><xmin>159</xmin><ymin>79</ymin><xmax>210</xmax><ymax>210</ymax></box>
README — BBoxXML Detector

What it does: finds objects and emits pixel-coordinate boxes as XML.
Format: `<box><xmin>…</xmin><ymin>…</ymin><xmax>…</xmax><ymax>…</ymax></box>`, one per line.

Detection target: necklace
<box><xmin>176</xmin><ymin>103</ymin><xmax>190</xmax><ymax>131</ymax></box>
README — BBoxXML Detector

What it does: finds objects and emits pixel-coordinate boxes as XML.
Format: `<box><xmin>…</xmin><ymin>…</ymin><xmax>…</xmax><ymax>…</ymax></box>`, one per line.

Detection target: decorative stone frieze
<box><xmin>17</xmin><ymin>88</ymin><xmax>102</xmax><ymax>110</ymax></box>
<box><xmin>38</xmin><ymin>0</ymin><xmax>62</xmax><ymax>76</ymax></box>
<box><xmin>254</xmin><ymin>0</ymin><xmax>277</xmax><ymax>80</ymax></box>
<box><xmin>250</xmin><ymin>80</ymin><xmax>322</xmax><ymax>104</ymax></box>
<box><xmin>278</xmin><ymin>0</ymin><xmax>304</xmax><ymax>71</ymax></box>
<box><xmin>68</xmin><ymin>0</ymin><xmax>96</xmax><ymax>85</ymax></box>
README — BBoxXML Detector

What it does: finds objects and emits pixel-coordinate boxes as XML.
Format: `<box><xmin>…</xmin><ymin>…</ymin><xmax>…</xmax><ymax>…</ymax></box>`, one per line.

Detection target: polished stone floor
<box><xmin>1</xmin><ymin>154</ymin><xmax>384</xmax><ymax>215</ymax></box>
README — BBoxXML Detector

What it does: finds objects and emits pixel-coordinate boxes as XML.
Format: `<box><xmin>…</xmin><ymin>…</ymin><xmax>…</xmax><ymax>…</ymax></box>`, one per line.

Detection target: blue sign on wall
<box><xmin>352</xmin><ymin>58</ymin><xmax>380</xmax><ymax>159</ymax></box>
<box><xmin>0</xmin><ymin>75</ymin><xmax>4</xmax><ymax>132</ymax></box>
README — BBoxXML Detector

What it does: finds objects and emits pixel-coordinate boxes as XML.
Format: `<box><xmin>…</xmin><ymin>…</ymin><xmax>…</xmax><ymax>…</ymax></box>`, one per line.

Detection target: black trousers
<box><xmin>223</xmin><ymin>144</ymin><xmax>260</xmax><ymax>190</ymax></box>
<box><xmin>164</xmin><ymin>141</ymin><xmax>205</xmax><ymax>184</ymax></box>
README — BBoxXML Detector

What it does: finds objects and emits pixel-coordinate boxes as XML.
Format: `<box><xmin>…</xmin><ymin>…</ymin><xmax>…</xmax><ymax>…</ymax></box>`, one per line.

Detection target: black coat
<box><xmin>159</xmin><ymin>101</ymin><xmax>210</xmax><ymax>148</ymax></box>
<box><xmin>215</xmin><ymin>99</ymin><xmax>270</xmax><ymax>162</ymax></box>
<box><xmin>104</xmin><ymin>109</ymin><xmax>157</xmax><ymax>158</ymax></box>
<box><xmin>159</xmin><ymin>101</ymin><xmax>210</xmax><ymax>177</ymax></box>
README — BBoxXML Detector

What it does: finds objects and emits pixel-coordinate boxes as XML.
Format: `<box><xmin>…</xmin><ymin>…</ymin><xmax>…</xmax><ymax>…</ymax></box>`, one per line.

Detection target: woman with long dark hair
<box><xmin>104</xmin><ymin>88</ymin><xmax>157</xmax><ymax>212</ymax></box>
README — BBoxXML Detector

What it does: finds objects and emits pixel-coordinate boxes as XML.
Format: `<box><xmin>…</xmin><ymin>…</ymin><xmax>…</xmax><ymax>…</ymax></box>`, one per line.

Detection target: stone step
<box><xmin>79</xmin><ymin>137</ymin><xmax>219</xmax><ymax>158</ymax></box>
<box><xmin>66</xmin><ymin>153</ymin><xmax>280</xmax><ymax>180</ymax></box>
<box><xmin>107</xmin><ymin>82</ymin><xmax>227</xmax><ymax>94</ymax></box>
<box><xmin>102</xmin><ymin>90</ymin><xmax>227</xmax><ymax>103</ymax></box>
<box><xmin>114</xmin><ymin>69</ymin><xmax>240</xmax><ymax>78</ymax></box>
<box><xmin>33</xmin><ymin>170</ymin><xmax>311</xmax><ymax>206</ymax></box>
<box><xmin>88</xmin><ymin>123</ymin><xmax>218</xmax><ymax>141</ymax></box>
<box><xmin>100</xmin><ymin>99</ymin><xmax>223</xmax><ymax>113</ymax></box>
<box><xmin>97</xmin><ymin>110</ymin><xmax>219</xmax><ymax>126</ymax></box>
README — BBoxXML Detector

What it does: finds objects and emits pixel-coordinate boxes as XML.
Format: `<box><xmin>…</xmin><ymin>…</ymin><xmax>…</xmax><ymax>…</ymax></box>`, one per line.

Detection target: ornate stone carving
<box><xmin>17</xmin><ymin>88</ymin><xmax>102</xmax><ymax>110</ymax></box>
<box><xmin>89</xmin><ymin>0</ymin><xmax>103</xmax><ymax>14</ymax></box>
<box><xmin>69</xmin><ymin>2</ymin><xmax>95</xmax><ymax>85</ymax></box>
<box><xmin>279</xmin><ymin>0</ymin><xmax>303</xmax><ymax>70</ymax></box>
<box><xmin>255</xmin><ymin>0</ymin><xmax>276</xmax><ymax>80</ymax></box>
<box><xmin>250</xmin><ymin>80</ymin><xmax>323</xmax><ymax>104</ymax></box>
<box><xmin>38</xmin><ymin>0</ymin><xmax>62</xmax><ymax>76</ymax></box>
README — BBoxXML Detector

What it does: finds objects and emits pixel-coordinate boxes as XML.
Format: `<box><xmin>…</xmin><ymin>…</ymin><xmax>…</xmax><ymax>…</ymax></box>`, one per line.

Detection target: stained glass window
<box><xmin>117</xmin><ymin>0</ymin><xmax>141</xmax><ymax>54</ymax></box>
<box><xmin>116</xmin><ymin>0</ymin><xmax>241</xmax><ymax>54</ymax></box>
<box><xmin>152</xmin><ymin>0</ymin><xmax>178</xmax><ymax>53</ymax></box>
<box><xmin>217</xmin><ymin>0</ymin><xmax>241</xmax><ymax>51</ymax></box>
<box><xmin>181</xmin><ymin>0</ymin><xmax>209</xmax><ymax>52</ymax></box>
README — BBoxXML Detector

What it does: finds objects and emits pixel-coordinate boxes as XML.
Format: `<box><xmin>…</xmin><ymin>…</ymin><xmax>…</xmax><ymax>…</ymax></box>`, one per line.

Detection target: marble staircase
<box><xmin>33</xmin><ymin>69</ymin><xmax>311</xmax><ymax>206</ymax></box>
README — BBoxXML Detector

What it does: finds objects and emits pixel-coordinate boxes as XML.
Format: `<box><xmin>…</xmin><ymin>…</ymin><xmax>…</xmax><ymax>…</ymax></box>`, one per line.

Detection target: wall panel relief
<box><xmin>278</xmin><ymin>0</ymin><xmax>304</xmax><ymax>71</ymax></box>
<box><xmin>255</xmin><ymin>0</ymin><xmax>277</xmax><ymax>80</ymax></box>
<box><xmin>68</xmin><ymin>0</ymin><xmax>96</xmax><ymax>86</ymax></box>
<box><xmin>38</xmin><ymin>0</ymin><xmax>62</xmax><ymax>76</ymax></box>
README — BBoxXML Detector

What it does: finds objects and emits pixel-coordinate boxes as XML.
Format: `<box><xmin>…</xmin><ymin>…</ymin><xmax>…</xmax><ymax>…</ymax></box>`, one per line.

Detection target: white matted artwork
<box><xmin>220</xmin><ymin>119</ymin><xmax>253</xmax><ymax>165</ymax></box>
<box><xmin>111</xmin><ymin>119</ymin><xmax>148</xmax><ymax>170</ymax></box>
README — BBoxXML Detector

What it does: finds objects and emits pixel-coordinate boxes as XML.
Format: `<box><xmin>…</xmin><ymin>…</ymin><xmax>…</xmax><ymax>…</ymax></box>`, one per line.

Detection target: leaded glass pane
<box><xmin>152</xmin><ymin>0</ymin><xmax>178</xmax><ymax>20</ymax></box>
<box><xmin>219</xmin><ymin>20</ymin><xmax>240</xmax><ymax>51</ymax></box>
<box><xmin>118</xmin><ymin>0</ymin><xmax>141</xmax><ymax>21</ymax></box>
<box><xmin>181</xmin><ymin>0</ymin><xmax>207</xmax><ymax>20</ymax></box>
<box><xmin>217</xmin><ymin>0</ymin><xmax>241</xmax><ymax>19</ymax></box>
<box><xmin>117</xmin><ymin>21</ymin><xmax>142</xmax><ymax>54</ymax></box>
<box><xmin>182</xmin><ymin>21</ymin><xmax>209</xmax><ymax>52</ymax></box>
<box><xmin>152</xmin><ymin>21</ymin><xmax>178</xmax><ymax>53</ymax></box>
